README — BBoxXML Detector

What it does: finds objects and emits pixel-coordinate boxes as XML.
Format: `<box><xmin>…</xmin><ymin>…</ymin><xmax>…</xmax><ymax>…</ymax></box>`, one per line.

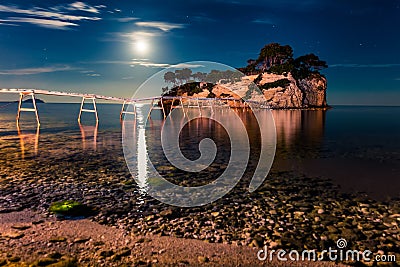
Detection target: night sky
<box><xmin>0</xmin><ymin>0</ymin><xmax>399</xmax><ymax>105</ymax></box>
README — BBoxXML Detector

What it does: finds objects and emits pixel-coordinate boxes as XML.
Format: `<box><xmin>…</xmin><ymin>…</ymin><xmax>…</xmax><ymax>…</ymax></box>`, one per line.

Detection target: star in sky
<box><xmin>0</xmin><ymin>0</ymin><xmax>399</xmax><ymax>105</ymax></box>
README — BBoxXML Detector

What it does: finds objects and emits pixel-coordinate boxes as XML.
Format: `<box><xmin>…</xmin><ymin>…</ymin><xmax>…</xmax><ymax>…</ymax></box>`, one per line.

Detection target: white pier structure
<box><xmin>0</xmin><ymin>88</ymin><xmax>269</xmax><ymax>125</ymax></box>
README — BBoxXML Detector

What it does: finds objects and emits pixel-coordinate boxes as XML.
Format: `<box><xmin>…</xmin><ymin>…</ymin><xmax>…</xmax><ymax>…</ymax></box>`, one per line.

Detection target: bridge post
<box><xmin>120</xmin><ymin>100</ymin><xmax>137</xmax><ymax>121</ymax></box>
<box><xmin>185</xmin><ymin>97</ymin><xmax>201</xmax><ymax>116</ymax></box>
<box><xmin>16</xmin><ymin>92</ymin><xmax>40</xmax><ymax>126</ymax></box>
<box><xmin>180</xmin><ymin>97</ymin><xmax>187</xmax><ymax>117</ymax></box>
<box><xmin>169</xmin><ymin>97</ymin><xmax>187</xmax><ymax>117</ymax></box>
<box><xmin>78</xmin><ymin>96</ymin><xmax>98</xmax><ymax>123</ymax></box>
<box><xmin>147</xmin><ymin>97</ymin><xmax>166</xmax><ymax>120</ymax></box>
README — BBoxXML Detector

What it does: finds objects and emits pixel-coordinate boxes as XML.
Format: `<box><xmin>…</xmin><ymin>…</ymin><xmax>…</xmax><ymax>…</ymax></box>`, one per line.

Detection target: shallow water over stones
<box><xmin>0</xmin><ymin>105</ymin><xmax>399</xmax><ymax>263</ymax></box>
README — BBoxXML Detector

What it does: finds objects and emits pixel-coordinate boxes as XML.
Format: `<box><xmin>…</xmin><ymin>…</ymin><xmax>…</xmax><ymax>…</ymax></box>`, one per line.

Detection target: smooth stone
<box><xmin>73</xmin><ymin>237</ymin><xmax>90</xmax><ymax>244</ymax></box>
<box><xmin>4</xmin><ymin>232</ymin><xmax>24</xmax><ymax>239</ymax></box>
<box><xmin>198</xmin><ymin>256</ymin><xmax>209</xmax><ymax>263</ymax></box>
<box><xmin>11</xmin><ymin>224</ymin><xmax>31</xmax><ymax>230</ymax></box>
<box><xmin>49</xmin><ymin>236</ymin><xmax>67</xmax><ymax>243</ymax></box>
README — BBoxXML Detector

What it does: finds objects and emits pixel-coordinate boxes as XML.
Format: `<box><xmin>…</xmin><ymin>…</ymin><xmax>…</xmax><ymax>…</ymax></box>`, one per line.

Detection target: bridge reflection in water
<box><xmin>12</xmin><ymin>107</ymin><xmax>326</xmax><ymax>162</ymax></box>
<box><xmin>2</xmin><ymin>88</ymin><xmax>326</xmax><ymax>176</ymax></box>
<box><xmin>16</xmin><ymin>124</ymin><xmax>40</xmax><ymax>159</ymax></box>
<box><xmin>78</xmin><ymin>123</ymin><xmax>98</xmax><ymax>151</ymax></box>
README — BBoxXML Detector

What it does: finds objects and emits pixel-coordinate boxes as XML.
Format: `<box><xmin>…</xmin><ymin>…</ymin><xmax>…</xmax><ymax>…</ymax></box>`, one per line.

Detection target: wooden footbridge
<box><xmin>0</xmin><ymin>88</ymin><xmax>269</xmax><ymax>125</ymax></box>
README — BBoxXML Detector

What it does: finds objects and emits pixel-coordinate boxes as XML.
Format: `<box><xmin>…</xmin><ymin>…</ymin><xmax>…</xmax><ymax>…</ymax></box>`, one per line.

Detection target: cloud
<box><xmin>130</xmin><ymin>60</ymin><xmax>204</xmax><ymax>69</ymax></box>
<box><xmin>0</xmin><ymin>19</ymin><xmax>18</xmax><ymax>26</ymax></box>
<box><xmin>0</xmin><ymin>4</ymin><xmax>101</xmax><ymax>21</ymax></box>
<box><xmin>3</xmin><ymin>17</ymin><xmax>78</xmax><ymax>29</ymax></box>
<box><xmin>86</xmin><ymin>59</ymin><xmax>203</xmax><ymax>69</ymax></box>
<box><xmin>104</xmin><ymin>20</ymin><xmax>184</xmax><ymax>43</ymax></box>
<box><xmin>0</xmin><ymin>3</ymin><xmax>101</xmax><ymax>29</ymax></box>
<box><xmin>135</xmin><ymin>21</ymin><xmax>185</xmax><ymax>32</ymax></box>
<box><xmin>84</xmin><ymin>60</ymin><xmax>133</xmax><ymax>65</ymax></box>
<box><xmin>122</xmin><ymin>76</ymin><xmax>135</xmax><ymax>80</ymax></box>
<box><xmin>330</xmin><ymin>63</ymin><xmax>400</xmax><ymax>68</ymax></box>
<box><xmin>79</xmin><ymin>70</ymin><xmax>95</xmax><ymax>73</ymax></box>
<box><xmin>67</xmin><ymin>2</ymin><xmax>103</xmax><ymax>14</ymax></box>
<box><xmin>172</xmin><ymin>63</ymin><xmax>205</xmax><ymax>68</ymax></box>
<box><xmin>130</xmin><ymin>60</ymin><xmax>170</xmax><ymax>68</ymax></box>
<box><xmin>0</xmin><ymin>66</ymin><xmax>74</xmax><ymax>75</ymax></box>
<box><xmin>115</xmin><ymin>17</ymin><xmax>139</xmax><ymax>22</ymax></box>
<box><xmin>86</xmin><ymin>73</ymin><xmax>101</xmax><ymax>77</ymax></box>
<box><xmin>112</xmin><ymin>31</ymin><xmax>161</xmax><ymax>42</ymax></box>
<box><xmin>78</xmin><ymin>69</ymin><xmax>100</xmax><ymax>76</ymax></box>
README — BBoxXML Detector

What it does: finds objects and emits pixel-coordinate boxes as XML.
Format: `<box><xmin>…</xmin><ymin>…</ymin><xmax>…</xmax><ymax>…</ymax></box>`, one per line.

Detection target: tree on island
<box><xmin>163</xmin><ymin>68</ymin><xmax>243</xmax><ymax>95</ymax></box>
<box><xmin>292</xmin><ymin>53</ymin><xmax>328</xmax><ymax>79</ymax></box>
<box><xmin>164</xmin><ymin>71</ymin><xmax>177</xmax><ymax>87</ymax></box>
<box><xmin>257</xmin><ymin>43</ymin><xmax>293</xmax><ymax>71</ymax></box>
<box><xmin>175</xmin><ymin>68</ymin><xmax>192</xmax><ymax>85</ymax></box>
<box><xmin>239</xmin><ymin>42</ymin><xmax>327</xmax><ymax>79</ymax></box>
<box><xmin>162</xmin><ymin>42</ymin><xmax>328</xmax><ymax>100</ymax></box>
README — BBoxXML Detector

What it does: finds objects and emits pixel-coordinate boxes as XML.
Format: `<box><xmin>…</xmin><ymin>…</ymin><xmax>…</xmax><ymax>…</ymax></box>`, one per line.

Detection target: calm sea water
<box><xmin>0</xmin><ymin>103</ymin><xmax>399</xmax><ymax>200</ymax></box>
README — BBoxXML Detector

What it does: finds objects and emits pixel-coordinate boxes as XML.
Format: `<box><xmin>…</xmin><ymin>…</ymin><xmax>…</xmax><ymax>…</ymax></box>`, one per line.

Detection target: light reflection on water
<box><xmin>78</xmin><ymin>123</ymin><xmax>98</xmax><ymax>151</ymax></box>
<box><xmin>16</xmin><ymin>124</ymin><xmax>40</xmax><ymax>159</ymax></box>
<box><xmin>136</xmin><ymin>105</ymin><xmax>149</xmax><ymax>194</ymax></box>
<box><xmin>0</xmin><ymin>103</ymin><xmax>399</xmax><ymax>199</ymax></box>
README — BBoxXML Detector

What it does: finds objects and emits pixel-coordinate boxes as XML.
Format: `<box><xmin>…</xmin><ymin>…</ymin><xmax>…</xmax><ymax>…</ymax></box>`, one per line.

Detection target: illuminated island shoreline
<box><xmin>162</xmin><ymin>43</ymin><xmax>329</xmax><ymax>110</ymax></box>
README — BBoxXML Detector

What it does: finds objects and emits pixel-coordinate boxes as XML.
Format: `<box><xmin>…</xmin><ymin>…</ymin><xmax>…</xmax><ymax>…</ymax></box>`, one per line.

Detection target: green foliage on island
<box><xmin>162</xmin><ymin>42</ymin><xmax>327</xmax><ymax>98</ymax></box>
<box><xmin>260</xmin><ymin>78</ymin><xmax>291</xmax><ymax>90</ymax></box>
<box><xmin>250</xmin><ymin>74</ymin><xmax>291</xmax><ymax>91</ymax></box>
<box><xmin>238</xmin><ymin>42</ymin><xmax>327</xmax><ymax>79</ymax></box>
<box><xmin>163</xmin><ymin>82</ymin><xmax>213</xmax><ymax>97</ymax></box>
<box><xmin>245</xmin><ymin>83</ymin><xmax>258</xmax><ymax>100</ymax></box>
<box><xmin>163</xmin><ymin>68</ymin><xmax>243</xmax><ymax>95</ymax></box>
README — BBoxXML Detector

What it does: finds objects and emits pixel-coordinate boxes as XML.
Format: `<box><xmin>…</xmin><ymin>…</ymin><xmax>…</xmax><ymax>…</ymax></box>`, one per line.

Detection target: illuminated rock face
<box><xmin>182</xmin><ymin>72</ymin><xmax>328</xmax><ymax>109</ymax></box>
<box><xmin>182</xmin><ymin>73</ymin><xmax>328</xmax><ymax>109</ymax></box>
<box><xmin>256</xmin><ymin>72</ymin><xmax>327</xmax><ymax>109</ymax></box>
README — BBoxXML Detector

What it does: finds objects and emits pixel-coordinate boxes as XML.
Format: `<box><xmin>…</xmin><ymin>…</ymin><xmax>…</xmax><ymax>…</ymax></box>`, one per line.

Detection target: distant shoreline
<box><xmin>0</xmin><ymin>99</ymin><xmax>45</xmax><ymax>104</ymax></box>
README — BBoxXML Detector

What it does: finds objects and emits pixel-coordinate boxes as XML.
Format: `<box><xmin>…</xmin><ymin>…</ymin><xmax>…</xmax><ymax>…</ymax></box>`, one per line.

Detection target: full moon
<box><xmin>135</xmin><ymin>40</ymin><xmax>149</xmax><ymax>54</ymax></box>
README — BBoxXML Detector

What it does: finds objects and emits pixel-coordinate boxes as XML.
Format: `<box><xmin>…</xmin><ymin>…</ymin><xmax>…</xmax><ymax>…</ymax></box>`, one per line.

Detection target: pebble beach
<box><xmin>0</xmin><ymin>129</ymin><xmax>399</xmax><ymax>266</ymax></box>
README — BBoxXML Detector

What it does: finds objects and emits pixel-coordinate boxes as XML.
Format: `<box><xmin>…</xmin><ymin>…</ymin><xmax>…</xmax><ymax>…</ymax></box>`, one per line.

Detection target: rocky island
<box><xmin>162</xmin><ymin>43</ymin><xmax>328</xmax><ymax>109</ymax></box>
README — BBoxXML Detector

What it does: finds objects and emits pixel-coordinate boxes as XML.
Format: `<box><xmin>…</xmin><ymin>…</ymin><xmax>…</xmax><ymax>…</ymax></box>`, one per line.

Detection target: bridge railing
<box><xmin>0</xmin><ymin>88</ymin><xmax>271</xmax><ymax>125</ymax></box>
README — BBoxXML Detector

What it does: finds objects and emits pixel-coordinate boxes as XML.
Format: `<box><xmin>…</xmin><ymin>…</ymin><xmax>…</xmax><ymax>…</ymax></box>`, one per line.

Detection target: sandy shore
<box><xmin>0</xmin><ymin>210</ymin><xmax>351</xmax><ymax>267</ymax></box>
